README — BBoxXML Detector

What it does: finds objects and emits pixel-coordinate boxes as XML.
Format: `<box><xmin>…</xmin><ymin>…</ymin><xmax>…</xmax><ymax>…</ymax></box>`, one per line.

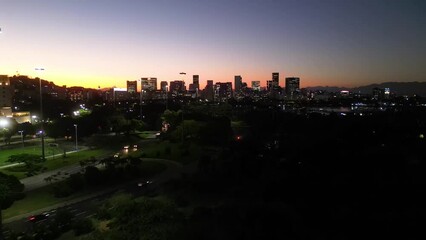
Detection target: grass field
<box><xmin>3</xmin><ymin>161</ymin><xmax>167</xmax><ymax>220</ymax></box>
<box><xmin>0</xmin><ymin>138</ymin><xmax>74</xmax><ymax>166</ymax></box>
<box><xmin>0</xmin><ymin>148</ymin><xmax>113</xmax><ymax>179</ymax></box>
<box><xmin>2</xmin><ymin>185</ymin><xmax>87</xmax><ymax>220</ymax></box>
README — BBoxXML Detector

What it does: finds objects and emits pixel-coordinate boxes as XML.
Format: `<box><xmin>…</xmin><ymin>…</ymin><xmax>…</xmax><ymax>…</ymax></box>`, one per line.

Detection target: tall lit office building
<box><xmin>252</xmin><ymin>81</ymin><xmax>260</xmax><ymax>91</ymax></box>
<box><xmin>112</xmin><ymin>88</ymin><xmax>128</xmax><ymax>102</ymax></box>
<box><xmin>234</xmin><ymin>75</ymin><xmax>242</xmax><ymax>92</ymax></box>
<box><xmin>189</xmin><ymin>75</ymin><xmax>200</xmax><ymax>93</ymax></box>
<box><xmin>127</xmin><ymin>80</ymin><xmax>137</xmax><ymax>93</ymax></box>
<box><xmin>285</xmin><ymin>77</ymin><xmax>300</xmax><ymax>97</ymax></box>
<box><xmin>266</xmin><ymin>80</ymin><xmax>273</xmax><ymax>91</ymax></box>
<box><xmin>214</xmin><ymin>82</ymin><xmax>233</xmax><ymax>102</ymax></box>
<box><xmin>169</xmin><ymin>80</ymin><xmax>186</xmax><ymax>93</ymax></box>
<box><xmin>384</xmin><ymin>88</ymin><xmax>390</xmax><ymax>99</ymax></box>
<box><xmin>0</xmin><ymin>75</ymin><xmax>12</xmax><ymax>108</ymax></box>
<box><xmin>160</xmin><ymin>81</ymin><xmax>168</xmax><ymax>91</ymax></box>
<box><xmin>141</xmin><ymin>78</ymin><xmax>157</xmax><ymax>91</ymax></box>
<box><xmin>193</xmin><ymin>75</ymin><xmax>200</xmax><ymax>89</ymax></box>
<box><xmin>272</xmin><ymin>72</ymin><xmax>279</xmax><ymax>88</ymax></box>
<box><xmin>204</xmin><ymin>80</ymin><xmax>214</xmax><ymax>101</ymax></box>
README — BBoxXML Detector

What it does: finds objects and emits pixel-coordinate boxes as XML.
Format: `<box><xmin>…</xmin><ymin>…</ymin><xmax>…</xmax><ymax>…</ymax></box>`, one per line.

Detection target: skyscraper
<box><xmin>160</xmin><ymin>81</ymin><xmax>168</xmax><ymax>91</ymax></box>
<box><xmin>234</xmin><ymin>75</ymin><xmax>242</xmax><ymax>92</ymax></box>
<box><xmin>214</xmin><ymin>82</ymin><xmax>233</xmax><ymax>102</ymax></box>
<box><xmin>272</xmin><ymin>72</ymin><xmax>279</xmax><ymax>88</ymax></box>
<box><xmin>169</xmin><ymin>80</ymin><xmax>186</xmax><ymax>97</ymax></box>
<box><xmin>127</xmin><ymin>80</ymin><xmax>137</xmax><ymax>93</ymax></box>
<box><xmin>266</xmin><ymin>80</ymin><xmax>273</xmax><ymax>91</ymax></box>
<box><xmin>141</xmin><ymin>78</ymin><xmax>157</xmax><ymax>91</ymax></box>
<box><xmin>285</xmin><ymin>77</ymin><xmax>300</xmax><ymax>98</ymax></box>
<box><xmin>204</xmin><ymin>80</ymin><xmax>214</xmax><ymax>101</ymax></box>
<box><xmin>0</xmin><ymin>75</ymin><xmax>12</xmax><ymax>108</ymax></box>
<box><xmin>193</xmin><ymin>75</ymin><xmax>200</xmax><ymax>90</ymax></box>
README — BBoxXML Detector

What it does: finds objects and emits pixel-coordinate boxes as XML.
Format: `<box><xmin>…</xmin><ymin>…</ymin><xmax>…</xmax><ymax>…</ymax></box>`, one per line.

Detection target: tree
<box><xmin>199</xmin><ymin>116</ymin><xmax>232</xmax><ymax>146</ymax></box>
<box><xmin>91</xmin><ymin>195</ymin><xmax>184</xmax><ymax>240</ymax></box>
<box><xmin>161</xmin><ymin>110</ymin><xmax>181</xmax><ymax>131</ymax></box>
<box><xmin>107</xmin><ymin>115</ymin><xmax>128</xmax><ymax>135</ymax></box>
<box><xmin>7</xmin><ymin>154</ymin><xmax>44</xmax><ymax>176</ymax></box>
<box><xmin>45</xmin><ymin>117</ymin><xmax>74</xmax><ymax>140</ymax></box>
<box><xmin>0</xmin><ymin>173</ymin><xmax>25</xmax><ymax>240</ymax></box>
<box><xmin>17</xmin><ymin>122</ymin><xmax>36</xmax><ymax>138</ymax></box>
<box><xmin>129</xmin><ymin>119</ymin><xmax>145</xmax><ymax>132</ymax></box>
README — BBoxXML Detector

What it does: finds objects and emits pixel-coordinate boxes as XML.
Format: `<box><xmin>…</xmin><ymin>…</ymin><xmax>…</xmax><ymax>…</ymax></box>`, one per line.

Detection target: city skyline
<box><xmin>1</xmin><ymin>0</ymin><xmax>425</xmax><ymax>89</ymax></box>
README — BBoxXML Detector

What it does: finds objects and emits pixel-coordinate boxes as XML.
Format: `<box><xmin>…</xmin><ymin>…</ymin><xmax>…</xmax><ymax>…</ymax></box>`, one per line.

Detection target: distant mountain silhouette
<box><xmin>305</xmin><ymin>82</ymin><xmax>426</xmax><ymax>96</ymax></box>
<box><xmin>304</xmin><ymin>86</ymin><xmax>345</xmax><ymax>92</ymax></box>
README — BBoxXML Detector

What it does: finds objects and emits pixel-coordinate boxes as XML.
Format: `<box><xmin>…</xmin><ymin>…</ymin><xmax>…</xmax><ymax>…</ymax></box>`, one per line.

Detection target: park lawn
<box><xmin>0</xmin><ymin>145</ymin><xmax>55</xmax><ymax>166</ymax></box>
<box><xmin>136</xmin><ymin>130</ymin><xmax>158</xmax><ymax>139</ymax></box>
<box><xmin>0</xmin><ymin>139</ymin><xmax>70</xmax><ymax>166</ymax></box>
<box><xmin>0</xmin><ymin>148</ymin><xmax>113</xmax><ymax>179</ymax></box>
<box><xmin>2</xmin><ymin>185</ymin><xmax>88</xmax><ymax>220</ymax></box>
<box><xmin>43</xmin><ymin>148</ymin><xmax>112</xmax><ymax>170</ymax></box>
<box><xmin>142</xmin><ymin>140</ymin><xmax>202</xmax><ymax>164</ymax></box>
<box><xmin>3</xmin><ymin>161</ymin><xmax>167</xmax><ymax>220</ymax></box>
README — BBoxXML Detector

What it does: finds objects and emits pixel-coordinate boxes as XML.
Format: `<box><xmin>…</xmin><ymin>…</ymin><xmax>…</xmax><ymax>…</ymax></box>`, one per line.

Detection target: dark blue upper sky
<box><xmin>1</xmin><ymin>0</ymin><xmax>425</xmax><ymax>88</ymax></box>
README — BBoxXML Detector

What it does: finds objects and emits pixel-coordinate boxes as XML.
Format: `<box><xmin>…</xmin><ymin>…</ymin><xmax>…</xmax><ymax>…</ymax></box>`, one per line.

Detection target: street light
<box><xmin>140</xmin><ymin>89</ymin><xmax>146</xmax><ymax>120</ymax></box>
<box><xmin>165</xmin><ymin>85</ymin><xmax>168</xmax><ymax>110</ymax></box>
<box><xmin>74</xmin><ymin>124</ymin><xmax>78</xmax><ymax>151</ymax></box>
<box><xmin>35</xmin><ymin>67</ymin><xmax>45</xmax><ymax>160</ymax></box>
<box><xmin>0</xmin><ymin>118</ymin><xmax>8</xmax><ymax>128</ymax></box>
<box><xmin>0</xmin><ymin>119</ymin><xmax>8</xmax><ymax>145</ymax></box>
<box><xmin>179</xmin><ymin>72</ymin><xmax>186</xmax><ymax>143</ymax></box>
<box><xmin>137</xmin><ymin>79</ymin><xmax>143</xmax><ymax>121</ymax></box>
<box><xmin>18</xmin><ymin>130</ymin><xmax>24</xmax><ymax>147</ymax></box>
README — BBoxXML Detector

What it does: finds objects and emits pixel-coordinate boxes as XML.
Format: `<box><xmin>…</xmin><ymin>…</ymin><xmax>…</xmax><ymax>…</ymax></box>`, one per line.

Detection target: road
<box><xmin>3</xmin><ymin>158</ymin><xmax>185</xmax><ymax>236</ymax></box>
<box><xmin>18</xmin><ymin>136</ymin><xmax>159</xmax><ymax>191</ymax></box>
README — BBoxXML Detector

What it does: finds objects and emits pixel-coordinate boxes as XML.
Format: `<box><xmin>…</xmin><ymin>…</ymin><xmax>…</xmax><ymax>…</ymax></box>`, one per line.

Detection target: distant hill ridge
<box><xmin>305</xmin><ymin>82</ymin><xmax>426</xmax><ymax>96</ymax></box>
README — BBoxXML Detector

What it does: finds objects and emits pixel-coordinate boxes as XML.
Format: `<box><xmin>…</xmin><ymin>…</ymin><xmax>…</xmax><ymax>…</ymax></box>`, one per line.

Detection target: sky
<box><xmin>1</xmin><ymin>0</ymin><xmax>426</xmax><ymax>89</ymax></box>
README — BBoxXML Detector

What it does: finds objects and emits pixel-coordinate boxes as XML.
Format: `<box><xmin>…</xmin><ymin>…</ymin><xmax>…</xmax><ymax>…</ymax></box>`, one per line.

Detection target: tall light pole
<box><xmin>0</xmin><ymin>118</ymin><xmax>8</xmax><ymax>145</ymax></box>
<box><xmin>18</xmin><ymin>130</ymin><xmax>24</xmax><ymax>147</ymax></box>
<box><xmin>138</xmin><ymin>79</ymin><xmax>143</xmax><ymax>121</ymax></box>
<box><xmin>74</xmin><ymin>124</ymin><xmax>78</xmax><ymax>151</ymax></box>
<box><xmin>140</xmin><ymin>90</ymin><xmax>144</xmax><ymax>121</ymax></box>
<box><xmin>165</xmin><ymin>85</ymin><xmax>168</xmax><ymax>110</ymax></box>
<box><xmin>35</xmin><ymin>67</ymin><xmax>45</xmax><ymax>160</ymax></box>
<box><xmin>180</xmin><ymin>72</ymin><xmax>186</xmax><ymax>143</ymax></box>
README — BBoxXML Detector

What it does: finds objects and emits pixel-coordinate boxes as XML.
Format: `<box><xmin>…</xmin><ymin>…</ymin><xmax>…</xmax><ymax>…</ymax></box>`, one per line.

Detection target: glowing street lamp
<box><xmin>74</xmin><ymin>124</ymin><xmax>78</xmax><ymax>151</ymax></box>
<box><xmin>165</xmin><ymin>85</ymin><xmax>169</xmax><ymax>110</ymax></box>
<box><xmin>137</xmin><ymin>79</ymin><xmax>143</xmax><ymax>121</ymax></box>
<box><xmin>0</xmin><ymin>118</ymin><xmax>8</xmax><ymax>128</ymax></box>
<box><xmin>0</xmin><ymin>118</ymin><xmax>9</xmax><ymax>145</ymax></box>
<box><xmin>18</xmin><ymin>130</ymin><xmax>24</xmax><ymax>147</ymax></box>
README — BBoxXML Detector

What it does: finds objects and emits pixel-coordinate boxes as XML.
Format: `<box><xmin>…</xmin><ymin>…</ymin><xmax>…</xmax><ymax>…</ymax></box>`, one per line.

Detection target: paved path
<box><xmin>20</xmin><ymin>157</ymin><xmax>182</xmax><ymax>192</ymax></box>
<box><xmin>20</xmin><ymin>164</ymin><xmax>85</xmax><ymax>192</ymax></box>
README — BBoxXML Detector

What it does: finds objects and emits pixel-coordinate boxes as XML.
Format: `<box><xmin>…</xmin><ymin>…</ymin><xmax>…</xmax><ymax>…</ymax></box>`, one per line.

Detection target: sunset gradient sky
<box><xmin>1</xmin><ymin>0</ymin><xmax>425</xmax><ymax>89</ymax></box>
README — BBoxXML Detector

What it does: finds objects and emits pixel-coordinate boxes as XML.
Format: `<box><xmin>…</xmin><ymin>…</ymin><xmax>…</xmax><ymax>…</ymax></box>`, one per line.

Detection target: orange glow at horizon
<box><xmin>3</xmin><ymin>68</ymin><xmax>359</xmax><ymax>90</ymax></box>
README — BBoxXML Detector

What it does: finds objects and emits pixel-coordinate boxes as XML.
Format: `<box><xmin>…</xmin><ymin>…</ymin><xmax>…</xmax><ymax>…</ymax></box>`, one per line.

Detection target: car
<box><xmin>28</xmin><ymin>213</ymin><xmax>49</xmax><ymax>223</ymax></box>
<box><xmin>137</xmin><ymin>180</ymin><xmax>153</xmax><ymax>187</ymax></box>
